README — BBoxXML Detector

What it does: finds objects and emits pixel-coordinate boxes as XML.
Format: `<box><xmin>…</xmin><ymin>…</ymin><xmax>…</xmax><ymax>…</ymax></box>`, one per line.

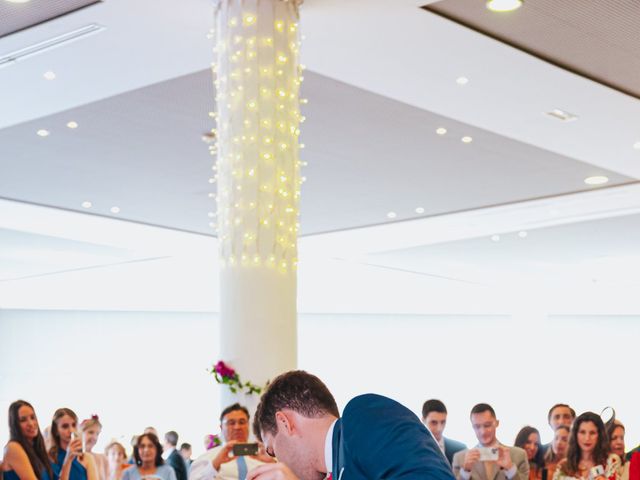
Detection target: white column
<box><xmin>212</xmin><ymin>0</ymin><xmax>303</xmax><ymax>409</ymax></box>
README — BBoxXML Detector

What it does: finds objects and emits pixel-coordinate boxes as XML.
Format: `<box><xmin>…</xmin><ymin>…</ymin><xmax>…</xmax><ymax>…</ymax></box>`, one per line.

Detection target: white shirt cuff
<box><xmin>504</xmin><ymin>465</ymin><xmax>517</xmax><ymax>479</ymax></box>
<box><xmin>460</xmin><ymin>468</ymin><xmax>472</xmax><ymax>480</ymax></box>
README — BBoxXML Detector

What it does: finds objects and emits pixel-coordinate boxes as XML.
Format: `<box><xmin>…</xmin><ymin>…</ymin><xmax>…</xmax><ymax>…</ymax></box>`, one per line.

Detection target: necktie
<box><xmin>237</xmin><ymin>456</ymin><xmax>248</xmax><ymax>480</ymax></box>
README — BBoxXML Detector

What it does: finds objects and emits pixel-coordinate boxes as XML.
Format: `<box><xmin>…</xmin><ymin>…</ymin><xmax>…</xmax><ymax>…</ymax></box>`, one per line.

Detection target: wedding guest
<box><xmin>2</xmin><ymin>400</ymin><xmax>75</xmax><ymax>480</ymax></box>
<box><xmin>79</xmin><ymin>417</ymin><xmax>107</xmax><ymax>480</ymax></box>
<box><xmin>607</xmin><ymin>421</ymin><xmax>629</xmax><ymax>480</ymax></box>
<box><xmin>178</xmin><ymin>445</ymin><xmax>192</xmax><ymax>469</ymax></box>
<box><xmin>121</xmin><ymin>434</ymin><xmax>175</xmax><ymax>480</ymax></box>
<box><xmin>49</xmin><ymin>409</ymin><xmax>98</xmax><ymax>480</ymax></box>
<box><xmin>543</xmin><ymin>405</ymin><xmax>576</xmax><ymax>456</ymax></box>
<box><xmin>553</xmin><ymin>412</ymin><xmax>620</xmax><ymax>480</ymax></box>
<box><xmin>515</xmin><ymin>427</ymin><xmax>544</xmax><ymax>480</ymax></box>
<box><xmin>104</xmin><ymin>442</ymin><xmax>130</xmax><ymax>480</ymax></box>
<box><xmin>163</xmin><ymin>432</ymin><xmax>187</xmax><ymax>480</ymax></box>
<box><xmin>544</xmin><ymin>426</ymin><xmax>570</xmax><ymax>480</ymax></box>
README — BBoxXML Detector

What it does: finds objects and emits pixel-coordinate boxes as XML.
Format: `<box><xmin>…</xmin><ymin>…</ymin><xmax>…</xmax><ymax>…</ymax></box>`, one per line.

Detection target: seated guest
<box><xmin>607</xmin><ymin>420</ymin><xmax>628</xmax><ymax>480</ymax></box>
<box><xmin>122</xmin><ymin>434</ymin><xmax>175</xmax><ymax>480</ymax></box>
<box><xmin>422</xmin><ymin>399</ymin><xmax>467</xmax><ymax>464</ymax></box>
<box><xmin>553</xmin><ymin>412</ymin><xmax>620</xmax><ymax>480</ymax></box>
<box><xmin>49</xmin><ymin>409</ymin><xmax>98</xmax><ymax>480</ymax></box>
<box><xmin>544</xmin><ymin>426</ymin><xmax>570</xmax><ymax>480</ymax></box>
<box><xmin>104</xmin><ymin>442</ymin><xmax>130</xmax><ymax>480</ymax></box>
<box><xmin>189</xmin><ymin>404</ymin><xmax>273</xmax><ymax>480</ymax></box>
<box><xmin>163</xmin><ymin>432</ymin><xmax>187</xmax><ymax>480</ymax></box>
<box><xmin>514</xmin><ymin>427</ymin><xmax>544</xmax><ymax>480</ymax></box>
<box><xmin>79</xmin><ymin>417</ymin><xmax>107</xmax><ymax>480</ymax></box>
<box><xmin>544</xmin><ymin>405</ymin><xmax>576</xmax><ymax>455</ymax></box>
<box><xmin>452</xmin><ymin>403</ymin><xmax>529</xmax><ymax>480</ymax></box>
<box><xmin>2</xmin><ymin>400</ymin><xmax>76</xmax><ymax>480</ymax></box>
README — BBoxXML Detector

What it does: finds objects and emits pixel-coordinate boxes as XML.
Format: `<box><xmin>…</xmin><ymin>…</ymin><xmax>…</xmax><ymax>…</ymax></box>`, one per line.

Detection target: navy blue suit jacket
<box><xmin>331</xmin><ymin>394</ymin><xmax>455</xmax><ymax>479</ymax></box>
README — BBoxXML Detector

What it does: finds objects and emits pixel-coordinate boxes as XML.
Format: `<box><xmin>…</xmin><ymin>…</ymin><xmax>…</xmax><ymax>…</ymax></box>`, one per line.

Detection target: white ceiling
<box><xmin>1</xmin><ymin>0</ymin><xmax>639</xmax><ymax>314</ymax></box>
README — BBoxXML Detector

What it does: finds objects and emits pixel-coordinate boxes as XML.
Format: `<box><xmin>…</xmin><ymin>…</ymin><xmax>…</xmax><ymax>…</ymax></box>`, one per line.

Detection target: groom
<box><xmin>247</xmin><ymin>370</ymin><xmax>454</xmax><ymax>480</ymax></box>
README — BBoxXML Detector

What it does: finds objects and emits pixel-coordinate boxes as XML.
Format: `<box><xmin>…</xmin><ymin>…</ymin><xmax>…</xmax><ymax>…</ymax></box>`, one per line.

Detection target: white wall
<box><xmin>1</xmin><ymin>310</ymin><xmax>638</xmax><ymax>458</ymax></box>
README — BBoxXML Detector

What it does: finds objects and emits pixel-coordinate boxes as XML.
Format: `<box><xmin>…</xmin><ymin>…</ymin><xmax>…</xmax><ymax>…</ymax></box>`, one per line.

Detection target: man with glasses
<box><xmin>190</xmin><ymin>403</ymin><xmax>274</xmax><ymax>480</ymax></box>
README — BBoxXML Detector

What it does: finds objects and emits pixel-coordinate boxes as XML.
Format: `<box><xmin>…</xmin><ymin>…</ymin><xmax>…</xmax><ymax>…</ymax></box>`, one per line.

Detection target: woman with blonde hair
<box><xmin>49</xmin><ymin>409</ymin><xmax>98</xmax><ymax>480</ymax></box>
<box><xmin>104</xmin><ymin>443</ymin><xmax>129</xmax><ymax>480</ymax></box>
<box><xmin>79</xmin><ymin>417</ymin><xmax>107</xmax><ymax>480</ymax></box>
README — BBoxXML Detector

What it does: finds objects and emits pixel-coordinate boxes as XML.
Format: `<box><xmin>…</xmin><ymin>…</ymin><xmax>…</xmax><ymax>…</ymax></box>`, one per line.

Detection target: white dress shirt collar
<box><xmin>324</xmin><ymin>419</ymin><xmax>338</xmax><ymax>478</ymax></box>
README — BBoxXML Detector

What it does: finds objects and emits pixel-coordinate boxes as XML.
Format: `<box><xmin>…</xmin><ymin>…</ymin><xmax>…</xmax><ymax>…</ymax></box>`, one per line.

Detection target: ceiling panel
<box><xmin>0</xmin><ymin>69</ymin><xmax>633</xmax><ymax>236</ymax></box>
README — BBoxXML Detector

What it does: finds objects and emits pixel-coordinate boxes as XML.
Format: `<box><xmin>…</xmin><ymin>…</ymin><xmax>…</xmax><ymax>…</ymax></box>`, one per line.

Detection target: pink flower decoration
<box><xmin>214</xmin><ymin>360</ymin><xmax>236</xmax><ymax>379</ymax></box>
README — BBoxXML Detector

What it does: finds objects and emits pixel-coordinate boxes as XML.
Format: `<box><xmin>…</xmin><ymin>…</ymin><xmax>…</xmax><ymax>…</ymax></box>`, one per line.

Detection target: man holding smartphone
<box><xmin>452</xmin><ymin>404</ymin><xmax>528</xmax><ymax>480</ymax></box>
<box><xmin>189</xmin><ymin>403</ymin><xmax>274</xmax><ymax>480</ymax></box>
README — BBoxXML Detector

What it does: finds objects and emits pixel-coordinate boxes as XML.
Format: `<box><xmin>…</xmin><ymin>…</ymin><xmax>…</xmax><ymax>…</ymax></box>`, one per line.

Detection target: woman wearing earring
<box><xmin>2</xmin><ymin>400</ymin><xmax>76</xmax><ymax>480</ymax></box>
<box><xmin>49</xmin><ymin>409</ymin><xmax>98</xmax><ymax>480</ymax></box>
<box><xmin>553</xmin><ymin>412</ymin><xmax>620</xmax><ymax>480</ymax></box>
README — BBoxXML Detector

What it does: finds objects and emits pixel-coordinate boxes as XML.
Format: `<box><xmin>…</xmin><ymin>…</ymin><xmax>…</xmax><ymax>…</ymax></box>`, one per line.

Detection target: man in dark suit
<box><xmin>422</xmin><ymin>399</ymin><xmax>467</xmax><ymax>465</ymax></box>
<box><xmin>164</xmin><ymin>430</ymin><xmax>189</xmax><ymax>480</ymax></box>
<box><xmin>247</xmin><ymin>370</ymin><xmax>455</xmax><ymax>480</ymax></box>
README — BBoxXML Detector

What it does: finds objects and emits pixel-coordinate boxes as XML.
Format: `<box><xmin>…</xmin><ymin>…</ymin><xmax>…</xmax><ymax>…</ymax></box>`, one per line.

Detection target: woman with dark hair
<box><xmin>515</xmin><ymin>426</ymin><xmax>545</xmax><ymax>480</ymax></box>
<box><xmin>121</xmin><ymin>434</ymin><xmax>175</xmax><ymax>480</ymax></box>
<box><xmin>2</xmin><ymin>400</ymin><xmax>75</xmax><ymax>480</ymax></box>
<box><xmin>545</xmin><ymin>425</ymin><xmax>570</xmax><ymax>480</ymax></box>
<box><xmin>49</xmin><ymin>408</ymin><xmax>98</xmax><ymax>480</ymax></box>
<box><xmin>607</xmin><ymin>421</ymin><xmax>628</xmax><ymax>480</ymax></box>
<box><xmin>553</xmin><ymin>412</ymin><xmax>620</xmax><ymax>480</ymax></box>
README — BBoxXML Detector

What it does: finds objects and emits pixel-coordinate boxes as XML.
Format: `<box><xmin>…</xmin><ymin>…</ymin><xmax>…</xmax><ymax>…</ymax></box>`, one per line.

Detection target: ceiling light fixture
<box><xmin>5</xmin><ymin>0</ymin><xmax>31</xmax><ymax>3</ymax></box>
<box><xmin>546</xmin><ymin>109</ymin><xmax>578</xmax><ymax>122</ymax></box>
<box><xmin>456</xmin><ymin>76</ymin><xmax>469</xmax><ymax>85</ymax></box>
<box><xmin>36</xmin><ymin>129</ymin><xmax>49</xmax><ymax>137</ymax></box>
<box><xmin>461</xmin><ymin>136</ymin><xmax>473</xmax><ymax>143</ymax></box>
<box><xmin>0</xmin><ymin>24</ymin><xmax>105</xmax><ymax>69</ymax></box>
<box><xmin>486</xmin><ymin>0</ymin><xmax>523</xmax><ymax>12</ymax></box>
<box><xmin>633</xmin><ymin>141</ymin><xmax>640</xmax><ymax>150</ymax></box>
<box><xmin>110</xmin><ymin>206</ymin><xmax>120</xmax><ymax>214</ymax></box>
<box><xmin>436</xmin><ymin>127</ymin><xmax>447</xmax><ymax>135</ymax></box>
<box><xmin>387</xmin><ymin>212</ymin><xmax>397</xmax><ymax>219</ymax></box>
<box><xmin>584</xmin><ymin>175</ymin><xmax>609</xmax><ymax>186</ymax></box>
<box><xmin>66</xmin><ymin>121</ymin><xmax>78</xmax><ymax>129</ymax></box>
<box><xmin>81</xmin><ymin>201</ymin><xmax>92</xmax><ymax>208</ymax></box>
<box><xmin>518</xmin><ymin>231</ymin><xmax>528</xmax><ymax>238</ymax></box>
<box><xmin>415</xmin><ymin>207</ymin><xmax>425</xmax><ymax>214</ymax></box>
<box><xmin>491</xmin><ymin>234</ymin><xmax>501</xmax><ymax>242</ymax></box>
<box><xmin>43</xmin><ymin>71</ymin><xmax>56</xmax><ymax>80</ymax></box>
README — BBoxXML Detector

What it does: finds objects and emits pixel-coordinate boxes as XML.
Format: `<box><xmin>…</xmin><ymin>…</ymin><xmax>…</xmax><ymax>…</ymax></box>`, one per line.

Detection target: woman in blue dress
<box><xmin>48</xmin><ymin>409</ymin><xmax>97</xmax><ymax>480</ymax></box>
<box><xmin>2</xmin><ymin>400</ymin><xmax>76</xmax><ymax>480</ymax></box>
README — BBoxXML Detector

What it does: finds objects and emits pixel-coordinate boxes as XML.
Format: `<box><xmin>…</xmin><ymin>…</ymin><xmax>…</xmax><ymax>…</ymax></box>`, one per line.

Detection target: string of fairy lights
<box><xmin>208</xmin><ymin>0</ymin><xmax>304</xmax><ymax>273</ymax></box>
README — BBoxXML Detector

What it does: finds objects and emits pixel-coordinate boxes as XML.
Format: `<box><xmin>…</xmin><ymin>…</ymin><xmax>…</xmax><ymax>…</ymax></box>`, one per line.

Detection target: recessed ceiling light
<box><xmin>387</xmin><ymin>212</ymin><xmax>397</xmax><ymax>219</ymax></box>
<box><xmin>36</xmin><ymin>129</ymin><xmax>49</xmax><ymax>137</ymax></box>
<box><xmin>633</xmin><ymin>141</ymin><xmax>640</xmax><ymax>150</ymax></box>
<box><xmin>546</xmin><ymin>109</ymin><xmax>578</xmax><ymax>122</ymax></box>
<box><xmin>584</xmin><ymin>175</ymin><xmax>609</xmax><ymax>186</ymax></box>
<box><xmin>5</xmin><ymin>0</ymin><xmax>31</xmax><ymax>3</ymax></box>
<box><xmin>208</xmin><ymin>178</ymin><xmax>216</xmax><ymax>184</ymax></box>
<box><xmin>456</xmin><ymin>76</ymin><xmax>469</xmax><ymax>85</ymax></box>
<box><xmin>110</xmin><ymin>206</ymin><xmax>120</xmax><ymax>214</ymax></box>
<box><xmin>208</xmin><ymin>192</ymin><xmax>215</xmax><ymax>198</ymax></box>
<box><xmin>43</xmin><ymin>71</ymin><xmax>56</xmax><ymax>80</ymax></box>
<box><xmin>461</xmin><ymin>136</ymin><xmax>473</xmax><ymax>143</ymax></box>
<box><xmin>436</xmin><ymin>127</ymin><xmax>447</xmax><ymax>135</ymax></box>
<box><xmin>486</xmin><ymin>0</ymin><xmax>523</xmax><ymax>12</ymax></box>
<box><xmin>81</xmin><ymin>201</ymin><xmax>92</xmax><ymax>208</ymax></box>
<box><xmin>415</xmin><ymin>207</ymin><xmax>425</xmax><ymax>214</ymax></box>
<box><xmin>491</xmin><ymin>234</ymin><xmax>500</xmax><ymax>242</ymax></box>
<box><xmin>209</xmin><ymin>222</ymin><xmax>216</xmax><ymax>228</ymax></box>
<box><xmin>66</xmin><ymin>121</ymin><xmax>78</xmax><ymax>129</ymax></box>
<box><xmin>518</xmin><ymin>231</ymin><xmax>528</xmax><ymax>238</ymax></box>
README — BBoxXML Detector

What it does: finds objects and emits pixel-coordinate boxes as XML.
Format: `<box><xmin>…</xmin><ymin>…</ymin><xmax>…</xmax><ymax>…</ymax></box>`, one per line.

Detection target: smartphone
<box><xmin>232</xmin><ymin>443</ymin><xmax>259</xmax><ymax>456</ymax></box>
<box><xmin>478</xmin><ymin>447</ymin><xmax>499</xmax><ymax>461</ymax></box>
